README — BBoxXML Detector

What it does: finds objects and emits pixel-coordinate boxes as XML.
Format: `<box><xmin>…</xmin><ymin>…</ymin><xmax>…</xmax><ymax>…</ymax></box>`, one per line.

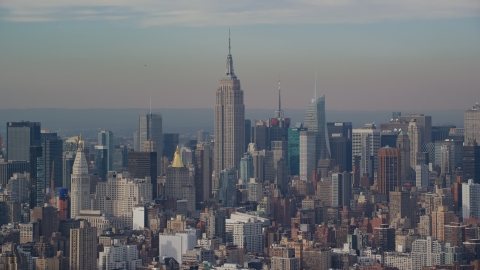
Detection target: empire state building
<box><xmin>214</xmin><ymin>34</ymin><xmax>245</xmax><ymax>189</ymax></box>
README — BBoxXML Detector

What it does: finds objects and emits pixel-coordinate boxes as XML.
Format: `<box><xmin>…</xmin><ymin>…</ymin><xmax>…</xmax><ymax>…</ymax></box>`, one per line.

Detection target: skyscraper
<box><xmin>327</xmin><ymin>122</ymin><xmax>352</xmax><ymax>172</ymax></box>
<box><xmin>304</xmin><ymin>76</ymin><xmax>330</xmax><ymax>162</ymax></box>
<box><xmin>377</xmin><ymin>147</ymin><xmax>401</xmax><ymax>200</ymax></box>
<box><xmin>214</xmin><ymin>33</ymin><xmax>245</xmax><ymax>182</ymax></box>
<box><xmin>127</xmin><ymin>151</ymin><xmax>157</xmax><ymax>198</ymax></box>
<box><xmin>97</xmin><ymin>130</ymin><xmax>114</xmax><ymax>171</ymax></box>
<box><xmin>299</xmin><ymin>131</ymin><xmax>316</xmax><ymax>182</ymax></box>
<box><xmin>165</xmin><ymin>147</ymin><xmax>195</xmax><ymax>211</ymax></box>
<box><xmin>6</xmin><ymin>121</ymin><xmax>41</xmax><ymax>162</ymax></box>
<box><xmin>465</xmin><ymin>103</ymin><xmax>480</xmax><ymax>145</ymax></box>
<box><xmin>463</xmin><ymin>144</ymin><xmax>480</xmax><ymax>184</ymax></box>
<box><xmin>288</xmin><ymin>123</ymin><xmax>307</xmax><ymax>176</ymax></box>
<box><xmin>352</xmin><ymin>124</ymin><xmax>381</xmax><ymax>177</ymax></box>
<box><xmin>408</xmin><ymin>119</ymin><xmax>422</xmax><ymax>170</ymax></box>
<box><xmin>163</xmin><ymin>133</ymin><xmax>179</xmax><ymax>160</ymax></box>
<box><xmin>194</xmin><ymin>143</ymin><xmax>213</xmax><ymax>207</ymax></box>
<box><xmin>139</xmin><ymin>112</ymin><xmax>162</xmax><ymax>173</ymax></box>
<box><xmin>36</xmin><ymin>131</ymin><xmax>63</xmax><ymax>207</ymax></box>
<box><xmin>70</xmin><ymin>138</ymin><xmax>90</xmax><ymax>219</ymax></box>
<box><xmin>396</xmin><ymin>131</ymin><xmax>411</xmax><ymax>185</ymax></box>
<box><xmin>70</xmin><ymin>220</ymin><xmax>98</xmax><ymax>270</ymax></box>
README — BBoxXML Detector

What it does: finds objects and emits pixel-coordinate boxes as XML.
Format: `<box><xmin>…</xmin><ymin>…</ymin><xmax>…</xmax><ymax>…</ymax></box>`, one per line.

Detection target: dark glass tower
<box><xmin>6</xmin><ymin>121</ymin><xmax>41</xmax><ymax>161</ymax></box>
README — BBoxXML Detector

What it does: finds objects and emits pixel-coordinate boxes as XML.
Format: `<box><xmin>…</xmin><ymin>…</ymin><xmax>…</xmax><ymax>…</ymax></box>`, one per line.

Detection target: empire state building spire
<box><xmin>225</xmin><ymin>29</ymin><xmax>235</xmax><ymax>78</ymax></box>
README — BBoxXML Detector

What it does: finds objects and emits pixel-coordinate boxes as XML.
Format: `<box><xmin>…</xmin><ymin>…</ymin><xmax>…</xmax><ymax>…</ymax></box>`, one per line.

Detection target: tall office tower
<box><xmin>304</xmin><ymin>89</ymin><xmax>330</xmax><ymax>163</ymax></box>
<box><xmin>272</xmin><ymin>141</ymin><xmax>287</xmax><ymax>170</ymax></box>
<box><xmin>269</xmin><ymin>80</ymin><xmax>291</xmax><ymax>143</ymax></box>
<box><xmin>93</xmin><ymin>145</ymin><xmax>108</xmax><ymax>181</ymax></box>
<box><xmin>133</xmin><ymin>131</ymin><xmax>140</xmax><ymax>151</ymax></box>
<box><xmin>408</xmin><ymin>120</ymin><xmax>422</xmax><ymax>170</ymax></box>
<box><xmin>62</xmin><ymin>152</ymin><xmax>75</xmax><ymax>190</ymax></box>
<box><xmin>398</xmin><ymin>114</ymin><xmax>432</xmax><ymax>144</ymax></box>
<box><xmin>165</xmin><ymin>147</ymin><xmax>195</xmax><ymax>211</ymax></box>
<box><xmin>194</xmin><ymin>143</ymin><xmax>213</xmax><ymax>207</ymax></box>
<box><xmin>392</xmin><ymin>112</ymin><xmax>402</xmax><ymax>120</ymax></box>
<box><xmin>112</xmin><ymin>145</ymin><xmax>128</xmax><ymax>171</ymax></box>
<box><xmin>163</xmin><ymin>133</ymin><xmax>179</xmax><ymax>160</ymax></box>
<box><xmin>411</xmin><ymin>237</ymin><xmax>443</xmax><ymax>270</ymax></box>
<box><xmin>252</xmin><ymin>120</ymin><xmax>269</xmax><ymax>151</ymax></box>
<box><xmin>299</xmin><ymin>131</ymin><xmax>316</xmax><ymax>182</ymax></box>
<box><xmin>275</xmin><ymin>158</ymin><xmax>288</xmax><ymax>197</ymax></box>
<box><xmin>93</xmin><ymin>173</ymin><xmax>152</xmax><ymax>228</ymax></box>
<box><xmin>432</xmin><ymin>125</ymin><xmax>456</xmax><ymax>142</ymax></box>
<box><xmin>288</xmin><ymin>123</ymin><xmax>307</xmax><ymax>176</ymax></box>
<box><xmin>250</xmin><ymin>148</ymin><xmax>274</xmax><ymax>183</ymax></box>
<box><xmin>239</xmin><ymin>153</ymin><xmax>253</xmax><ymax>183</ymax></box>
<box><xmin>217</xmin><ymin>167</ymin><xmax>237</xmax><ymax>207</ymax></box>
<box><xmin>214</xmin><ymin>34</ymin><xmax>245</xmax><ymax>182</ymax></box>
<box><xmin>463</xmin><ymin>144</ymin><xmax>480</xmax><ymax>184</ymax></box>
<box><xmin>127</xmin><ymin>152</ymin><xmax>157</xmax><ymax>198</ymax></box>
<box><xmin>373</xmin><ymin>224</ymin><xmax>395</xmax><ymax>251</ymax></box>
<box><xmin>327</xmin><ymin>122</ymin><xmax>352</xmax><ymax>172</ymax></box>
<box><xmin>197</xmin><ymin>130</ymin><xmax>210</xmax><ymax>143</ymax></box>
<box><xmin>70</xmin><ymin>220</ymin><xmax>97</xmax><ymax>270</ymax></box>
<box><xmin>97</xmin><ymin>130</ymin><xmax>113</xmax><ymax>171</ymax></box>
<box><xmin>270</xmin><ymin>247</ymin><xmax>300</xmax><ymax>270</ymax></box>
<box><xmin>34</xmin><ymin>132</ymin><xmax>63</xmax><ymax>207</ymax></box>
<box><xmin>396</xmin><ymin>131</ymin><xmax>411</xmax><ymax>185</ymax></box>
<box><xmin>331</xmin><ymin>172</ymin><xmax>352</xmax><ymax>209</ymax></box>
<box><xmin>352</xmin><ymin>124</ymin><xmax>381</xmax><ymax>177</ymax></box>
<box><xmin>0</xmin><ymin>135</ymin><xmax>3</xmax><ymax>157</ymax></box>
<box><xmin>377</xmin><ymin>147</ymin><xmax>401</xmax><ymax>200</ymax></box>
<box><xmin>139</xmin><ymin>112</ymin><xmax>163</xmax><ymax>173</ymax></box>
<box><xmin>462</xmin><ymin>179</ymin><xmax>480</xmax><ymax>219</ymax></box>
<box><xmin>245</xmin><ymin>119</ymin><xmax>251</xmax><ymax>152</ymax></box>
<box><xmin>465</xmin><ymin>103</ymin><xmax>480</xmax><ymax>145</ymax></box>
<box><xmin>70</xmin><ymin>138</ymin><xmax>90</xmax><ymax>219</ymax></box>
<box><xmin>434</xmin><ymin>140</ymin><xmax>463</xmax><ymax>174</ymax></box>
<box><xmin>0</xmin><ymin>161</ymin><xmax>30</xmax><ymax>187</ymax></box>
<box><xmin>6</xmin><ymin>121</ymin><xmax>41</xmax><ymax>161</ymax></box>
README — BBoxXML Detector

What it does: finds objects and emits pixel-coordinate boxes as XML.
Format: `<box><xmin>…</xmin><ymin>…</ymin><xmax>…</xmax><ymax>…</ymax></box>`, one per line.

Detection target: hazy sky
<box><xmin>1</xmin><ymin>1</ymin><xmax>479</xmax><ymax>111</ymax></box>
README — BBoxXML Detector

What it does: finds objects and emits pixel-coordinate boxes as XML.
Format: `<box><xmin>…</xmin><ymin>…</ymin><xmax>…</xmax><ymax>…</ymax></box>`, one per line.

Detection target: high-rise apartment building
<box><xmin>352</xmin><ymin>124</ymin><xmax>380</xmax><ymax>177</ymax></box>
<box><xmin>214</xmin><ymin>35</ymin><xmax>245</xmax><ymax>182</ymax></box>
<box><xmin>270</xmin><ymin>247</ymin><xmax>300</xmax><ymax>270</ymax></box>
<box><xmin>431</xmin><ymin>206</ymin><xmax>456</xmax><ymax>242</ymax></box>
<box><xmin>373</xmin><ymin>224</ymin><xmax>395</xmax><ymax>251</ymax></box>
<box><xmin>70</xmin><ymin>220</ymin><xmax>98</xmax><ymax>270</ymax></box>
<box><xmin>217</xmin><ymin>167</ymin><xmax>237</xmax><ymax>207</ymax></box>
<box><xmin>139</xmin><ymin>112</ymin><xmax>162</xmax><ymax>173</ymax></box>
<box><xmin>462</xmin><ymin>179</ymin><xmax>480</xmax><ymax>219</ymax></box>
<box><xmin>327</xmin><ymin>122</ymin><xmax>353</xmax><ymax>172</ymax></box>
<box><xmin>398</xmin><ymin>114</ymin><xmax>432</xmax><ymax>144</ymax></box>
<box><xmin>411</xmin><ymin>237</ymin><xmax>443</xmax><ymax>270</ymax></box>
<box><xmin>70</xmin><ymin>138</ymin><xmax>90</xmax><ymax>219</ymax></box>
<box><xmin>377</xmin><ymin>147</ymin><xmax>401</xmax><ymax>200</ymax></box>
<box><xmin>304</xmin><ymin>93</ymin><xmax>330</xmax><ymax>162</ymax></box>
<box><xmin>299</xmin><ymin>131</ymin><xmax>316</xmax><ymax>182</ymax></box>
<box><xmin>408</xmin><ymin>119</ymin><xmax>422</xmax><ymax>170</ymax></box>
<box><xmin>6</xmin><ymin>121</ymin><xmax>41</xmax><ymax>162</ymax></box>
<box><xmin>465</xmin><ymin>103</ymin><xmax>480</xmax><ymax>145</ymax></box>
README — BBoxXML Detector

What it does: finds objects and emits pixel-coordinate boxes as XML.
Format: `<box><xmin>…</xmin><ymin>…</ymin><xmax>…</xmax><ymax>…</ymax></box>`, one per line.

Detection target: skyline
<box><xmin>1</xmin><ymin>2</ymin><xmax>480</xmax><ymax>111</ymax></box>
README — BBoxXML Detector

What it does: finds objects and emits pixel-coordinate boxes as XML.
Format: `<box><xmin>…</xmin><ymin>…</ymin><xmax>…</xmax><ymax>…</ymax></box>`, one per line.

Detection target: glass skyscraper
<box><xmin>287</xmin><ymin>123</ymin><xmax>307</xmax><ymax>176</ymax></box>
<box><xmin>304</xmin><ymin>95</ymin><xmax>330</xmax><ymax>163</ymax></box>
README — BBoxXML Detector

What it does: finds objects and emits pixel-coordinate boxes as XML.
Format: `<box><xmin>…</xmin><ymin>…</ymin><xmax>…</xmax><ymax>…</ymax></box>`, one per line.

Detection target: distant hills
<box><xmin>0</xmin><ymin>108</ymin><xmax>464</xmax><ymax>138</ymax></box>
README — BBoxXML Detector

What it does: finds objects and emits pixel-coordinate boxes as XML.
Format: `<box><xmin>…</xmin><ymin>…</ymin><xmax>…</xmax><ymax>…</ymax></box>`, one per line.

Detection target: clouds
<box><xmin>1</xmin><ymin>0</ymin><xmax>479</xmax><ymax>26</ymax></box>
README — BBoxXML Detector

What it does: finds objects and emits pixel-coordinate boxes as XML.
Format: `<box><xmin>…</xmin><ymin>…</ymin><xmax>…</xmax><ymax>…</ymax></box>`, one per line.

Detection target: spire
<box><xmin>225</xmin><ymin>29</ymin><xmax>235</xmax><ymax>78</ymax></box>
<box><xmin>149</xmin><ymin>89</ymin><xmax>152</xmax><ymax>114</ymax></box>
<box><xmin>172</xmin><ymin>146</ymin><xmax>184</xmax><ymax>168</ymax></box>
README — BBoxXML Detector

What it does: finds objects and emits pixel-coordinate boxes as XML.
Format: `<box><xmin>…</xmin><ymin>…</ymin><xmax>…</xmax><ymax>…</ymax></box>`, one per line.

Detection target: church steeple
<box><xmin>225</xmin><ymin>29</ymin><xmax>235</xmax><ymax>78</ymax></box>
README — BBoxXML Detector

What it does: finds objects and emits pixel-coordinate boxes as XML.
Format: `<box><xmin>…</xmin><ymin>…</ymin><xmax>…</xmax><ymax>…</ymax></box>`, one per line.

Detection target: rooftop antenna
<box><xmin>229</xmin><ymin>28</ymin><xmax>231</xmax><ymax>55</ymax></box>
<box><xmin>149</xmin><ymin>89</ymin><xmax>152</xmax><ymax>114</ymax></box>
<box><xmin>275</xmin><ymin>76</ymin><xmax>284</xmax><ymax>118</ymax></box>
